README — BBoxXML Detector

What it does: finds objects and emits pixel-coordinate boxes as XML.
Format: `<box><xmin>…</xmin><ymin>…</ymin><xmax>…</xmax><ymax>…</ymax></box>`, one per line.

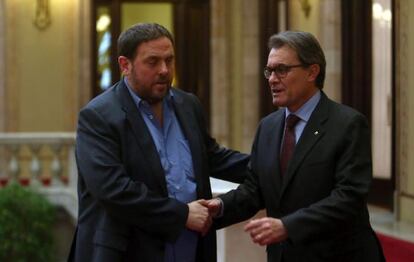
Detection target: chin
<box><xmin>159</xmin><ymin>89</ymin><xmax>170</xmax><ymax>98</ymax></box>
<box><xmin>155</xmin><ymin>92</ymin><xmax>167</xmax><ymax>99</ymax></box>
<box><xmin>272</xmin><ymin>98</ymin><xmax>283</xmax><ymax>108</ymax></box>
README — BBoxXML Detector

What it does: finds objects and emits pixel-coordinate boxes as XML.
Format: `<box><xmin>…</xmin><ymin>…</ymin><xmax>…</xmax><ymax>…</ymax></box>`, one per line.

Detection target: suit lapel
<box><xmin>264</xmin><ymin>111</ymin><xmax>286</xmax><ymax>195</ymax></box>
<box><xmin>280</xmin><ymin>93</ymin><xmax>329</xmax><ymax>196</ymax></box>
<box><xmin>116</xmin><ymin>81</ymin><xmax>168</xmax><ymax>195</ymax></box>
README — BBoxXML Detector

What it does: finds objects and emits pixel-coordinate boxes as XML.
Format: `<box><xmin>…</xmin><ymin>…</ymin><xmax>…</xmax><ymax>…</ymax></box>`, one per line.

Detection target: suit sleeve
<box><xmin>76</xmin><ymin>106</ymin><xmax>188</xmax><ymax>241</ymax></box>
<box><xmin>281</xmin><ymin>113</ymin><xmax>372</xmax><ymax>244</ymax></box>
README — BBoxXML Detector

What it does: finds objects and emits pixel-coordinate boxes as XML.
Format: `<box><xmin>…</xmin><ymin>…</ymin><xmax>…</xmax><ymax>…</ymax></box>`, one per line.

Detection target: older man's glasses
<box><xmin>264</xmin><ymin>64</ymin><xmax>305</xmax><ymax>79</ymax></box>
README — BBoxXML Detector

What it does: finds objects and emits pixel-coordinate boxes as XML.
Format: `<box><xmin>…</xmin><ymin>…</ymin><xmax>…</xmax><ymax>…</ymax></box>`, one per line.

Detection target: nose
<box><xmin>159</xmin><ymin>61</ymin><xmax>169</xmax><ymax>75</ymax></box>
<box><xmin>268</xmin><ymin>71</ymin><xmax>280</xmax><ymax>84</ymax></box>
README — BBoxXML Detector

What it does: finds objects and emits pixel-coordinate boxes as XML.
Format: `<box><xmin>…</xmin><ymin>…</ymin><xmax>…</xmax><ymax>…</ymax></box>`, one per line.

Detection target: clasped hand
<box><xmin>186</xmin><ymin>200</ymin><xmax>287</xmax><ymax>246</ymax></box>
<box><xmin>185</xmin><ymin>199</ymin><xmax>221</xmax><ymax>236</ymax></box>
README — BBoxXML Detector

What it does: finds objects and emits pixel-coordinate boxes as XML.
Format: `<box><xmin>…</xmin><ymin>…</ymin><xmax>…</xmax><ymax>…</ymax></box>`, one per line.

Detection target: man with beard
<box><xmin>68</xmin><ymin>23</ymin><xmax>248</xmax><ymax>262</ymax></box>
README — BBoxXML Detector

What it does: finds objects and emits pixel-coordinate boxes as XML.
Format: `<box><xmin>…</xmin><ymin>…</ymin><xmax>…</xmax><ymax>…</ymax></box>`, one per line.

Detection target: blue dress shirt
<box><xmin>284</xmin><ymin>90</ymin><xmax>321</xmax><ymax>143</ymax></box>
<box><xmin>125</xmin><ymin>79</ymin><xmax>198</xmax><ymax>262</ymax></box>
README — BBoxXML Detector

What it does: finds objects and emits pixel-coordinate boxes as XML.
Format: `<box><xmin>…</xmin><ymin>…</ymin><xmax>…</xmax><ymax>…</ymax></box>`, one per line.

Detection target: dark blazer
<box><xmin>217</xmin><ymin>92</ymin><xmax>384</xmax><ymax>262</ymax></box>
<box><xmin>68</xmin><ymin>80</ymin><xmax>249</xmax><ymax>262</ymax></box>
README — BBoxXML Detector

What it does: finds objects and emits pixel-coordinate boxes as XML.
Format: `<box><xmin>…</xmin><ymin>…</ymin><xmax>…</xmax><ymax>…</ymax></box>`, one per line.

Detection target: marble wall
<box><xmin>211</xmin><ymin>0</ymin><xmax>260</xmax><ymax>153</ymax></box>
<box><xmin>2</xmin><ymin>0</ymin><xmax>91</xmax><ymax>132</ymax></box>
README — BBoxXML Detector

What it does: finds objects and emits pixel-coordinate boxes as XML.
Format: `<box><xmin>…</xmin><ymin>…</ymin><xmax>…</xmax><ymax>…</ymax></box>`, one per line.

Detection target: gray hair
<box><xmin>268</xmin><ymin>31</ymin><xmax>326</xmax><ymax>88</ymax></box>
<box><xmin>117</xmin><ymin>23</ymin><xmax>174</xmax><ymax>60</ymax></box>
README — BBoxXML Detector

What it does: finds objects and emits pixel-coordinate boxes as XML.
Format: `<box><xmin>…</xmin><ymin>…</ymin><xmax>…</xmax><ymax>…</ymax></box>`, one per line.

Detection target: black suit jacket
<box><xmin>217</xmin><ymin>92</ymin><xmax>384</xmax><ymax>262</ymax></box>
<box><xmin>68</xmin><ymin>80</ymin><xmax>249</xmax><ymax>262</ymax></box>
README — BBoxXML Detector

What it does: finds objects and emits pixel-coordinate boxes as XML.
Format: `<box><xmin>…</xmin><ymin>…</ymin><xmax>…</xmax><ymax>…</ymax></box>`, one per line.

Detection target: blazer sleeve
<box><xmin>281</xmin><ymin>113</ymin><xmax>373</xmax><ymax>244</ymax></box>
<box><xmin>76</xmin><ymin>106</ymin><xmax>188</xmax><ymax>241</ymax></box>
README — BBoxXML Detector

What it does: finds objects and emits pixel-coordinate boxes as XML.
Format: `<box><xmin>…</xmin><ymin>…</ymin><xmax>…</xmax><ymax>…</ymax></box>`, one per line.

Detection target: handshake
<box><xmin>185</xmin><ymin>199</ymin><xmax>289</xmax><ymax>246</ymax></box>
<box><xmin>185</xmin><ymin>199</ymin><xmax>222</xmax><ymax>236</ymax></box>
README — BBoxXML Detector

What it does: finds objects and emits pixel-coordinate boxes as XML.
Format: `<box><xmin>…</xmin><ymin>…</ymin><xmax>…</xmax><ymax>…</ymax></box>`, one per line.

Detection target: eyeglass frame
<box><xmin>263</xmin><ymin>63</ymin><xmax>308</xmax><ymax>79</ymax></box>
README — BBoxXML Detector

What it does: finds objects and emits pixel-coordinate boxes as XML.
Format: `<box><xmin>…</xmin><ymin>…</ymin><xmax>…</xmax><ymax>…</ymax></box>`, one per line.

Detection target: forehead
<box><xmin>267</xmin><ymin>46</ymin><xmax>299</xmax><ymax>65</ymax></box>
<box><xmin>136</xmin><ymin>37</ymin><xmax>174</xmax><ymax>57</ymax></box>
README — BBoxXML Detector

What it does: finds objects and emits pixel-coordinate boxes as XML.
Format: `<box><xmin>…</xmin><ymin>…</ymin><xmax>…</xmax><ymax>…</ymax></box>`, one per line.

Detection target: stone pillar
<box><xmin>395</xmin><ymin>0</ymin><xmax>414</xmax><ymax>223</ymax></box>
<box><xmin>319</xmin><ymin>0</ymin><xmax>342</xmax><ymax>102</ymax></box>
<box><xmin>241</xmin><ymin>0</ymin><xmax>260</xmax><ymax>153</ymax></box>
<box><xmin>76</xmin><ymin>0</ymin><xmax>93</xmax><ymax>114</ymax></box>
<box><xmin>77</xmin><ymin>0</ymin><xmax>91</xmax><ymax>110</ymax></box>
<box><xmin>211</xmin><ymin>0</ymin><xmax>231</xmax><ymax>147</ymax></box>
<box><xmin>0</xmin><ymin>0</ymin><xmax>5</xmax><ymax>132</ymax></box>
<box><xmin>211</xmin><ymin>0</ymin><xmax>259</xmax><ymax>152</ymax></box>
<box><xmin>0</xmin><ymin>0</ymin><xmax>5</xmax><ymax>178</ymax></box>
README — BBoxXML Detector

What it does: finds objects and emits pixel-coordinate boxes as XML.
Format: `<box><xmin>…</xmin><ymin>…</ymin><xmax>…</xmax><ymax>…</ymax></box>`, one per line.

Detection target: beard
<box><xmin>127</xmin><ymin>73</ymin><xmax>172</xmax><ymax>105</ymax></box>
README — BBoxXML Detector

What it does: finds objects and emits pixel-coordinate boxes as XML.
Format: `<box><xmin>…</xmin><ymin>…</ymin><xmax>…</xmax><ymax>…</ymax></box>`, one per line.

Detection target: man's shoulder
<box><xmin>80</xmin><ymin>82</ymin><xmax>123</xmax><ymax>116</ymax></box>
<box><xmin>324</xmin><ymin>96</ymin><xmax>366</xmax><ymax>121</ymax></box>
<box><xmin>314</xmin><ymin>95</ymin><xmax>368</xmax><ymax>132</ymax></box>
<box><xmin>170</xmin><ymin>87</ymin><xmax>202</xmax><ymax>111</ymax></box>
<box><xmin>171</xmin><ymin>87</ymin><xmax>197</xmax><ymax>101</ymax></box>
<box><xmin>260</xmin><ymin>108</ymin><xmax>284</xmax><ymax>125</ymax></box>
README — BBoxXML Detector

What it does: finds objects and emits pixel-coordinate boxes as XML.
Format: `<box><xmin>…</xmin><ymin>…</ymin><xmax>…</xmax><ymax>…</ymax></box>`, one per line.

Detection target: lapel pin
<box><xmin>314</xmin><ymin>131</ymin><xmax>319</xmax><ymax>135</ymax></box>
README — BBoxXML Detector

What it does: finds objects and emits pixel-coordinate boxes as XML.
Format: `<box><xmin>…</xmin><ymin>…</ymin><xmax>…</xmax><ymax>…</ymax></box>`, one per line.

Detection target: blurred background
<box><xmin>0</xmin><ymin>0</ymin><xmax>413</xmax><ymax>261</ymax></box>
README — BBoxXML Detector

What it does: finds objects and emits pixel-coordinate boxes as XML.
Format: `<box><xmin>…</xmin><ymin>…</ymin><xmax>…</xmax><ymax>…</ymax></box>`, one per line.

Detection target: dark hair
<box><xmin>268</xmin><ymin>31</ymin><xmax>326</xmax><ymax>88</ymax></box>
<box><xmin>117</xmin><ymin>23</ymin><xmax>174</xmax><ymax>60</ymax></box>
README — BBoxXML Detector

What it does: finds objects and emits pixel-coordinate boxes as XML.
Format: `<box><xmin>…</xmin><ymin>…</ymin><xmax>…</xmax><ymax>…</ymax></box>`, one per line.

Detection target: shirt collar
<box><xmin>285</xmin><ymin>90</ymin><xmax>321</xmax><ymax>122</ymax></box>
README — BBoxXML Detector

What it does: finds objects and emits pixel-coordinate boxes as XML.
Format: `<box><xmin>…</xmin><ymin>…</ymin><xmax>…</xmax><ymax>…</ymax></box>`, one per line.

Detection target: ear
<box><xmin>307</xmin><ymin>64</ymin><xmax>320</xmax><ymax>83</ymax></box>
<box><xmin>118</xmin><ymin>56</ymin><xmax>131</xmax><ymax>76</ymax></box>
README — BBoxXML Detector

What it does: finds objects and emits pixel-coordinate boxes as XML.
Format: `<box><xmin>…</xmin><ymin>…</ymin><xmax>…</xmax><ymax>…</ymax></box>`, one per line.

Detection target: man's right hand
<box><xmin>186</xmin><ymin>199</ymin><xmax>211</xmax><ymax>236</ymax></box>
<box><xmin>205</xmin><ymin>198</ymin><xmax>222</xmax><ymax>218</ymax></box>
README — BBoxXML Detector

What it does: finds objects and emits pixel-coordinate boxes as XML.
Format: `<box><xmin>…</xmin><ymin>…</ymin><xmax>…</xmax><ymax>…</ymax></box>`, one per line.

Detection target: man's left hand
<box><xmin>244</xmin><ymin>217</ymin><xmax>288</xmax><ymax>246</ymax></box>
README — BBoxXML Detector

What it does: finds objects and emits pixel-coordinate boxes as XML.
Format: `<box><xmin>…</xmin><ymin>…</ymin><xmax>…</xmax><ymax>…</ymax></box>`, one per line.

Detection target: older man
<box><xmin>210</xmin><ymin>31</ymin><xmax>385</xmax><ymax>262</ymax></box>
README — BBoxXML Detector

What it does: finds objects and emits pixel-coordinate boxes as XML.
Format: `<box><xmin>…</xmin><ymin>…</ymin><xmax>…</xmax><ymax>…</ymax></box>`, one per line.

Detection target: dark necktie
<box><xmin>280</xmin><ymin>114</ymin><xmax>301</xmax><ymax>176</ymax></box>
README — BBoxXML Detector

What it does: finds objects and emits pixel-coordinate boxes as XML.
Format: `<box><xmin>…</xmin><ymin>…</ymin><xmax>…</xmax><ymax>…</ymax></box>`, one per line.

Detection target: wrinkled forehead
<box><xmin>267</xmin><ymin>46</ymin><xmax>299</xmax><ymax>66</ymax></box>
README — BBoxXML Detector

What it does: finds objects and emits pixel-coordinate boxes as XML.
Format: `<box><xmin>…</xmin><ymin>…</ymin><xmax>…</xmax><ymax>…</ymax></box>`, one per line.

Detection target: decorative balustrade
<box><xmin>0</xmin><ymin>132</ymin><xmax>243</xmax><ymax>226</ymax></box>
<box><xmin>0</xmin><ymin>132</ymin><xmax>78</xmax><ymax>219</ymax></box>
